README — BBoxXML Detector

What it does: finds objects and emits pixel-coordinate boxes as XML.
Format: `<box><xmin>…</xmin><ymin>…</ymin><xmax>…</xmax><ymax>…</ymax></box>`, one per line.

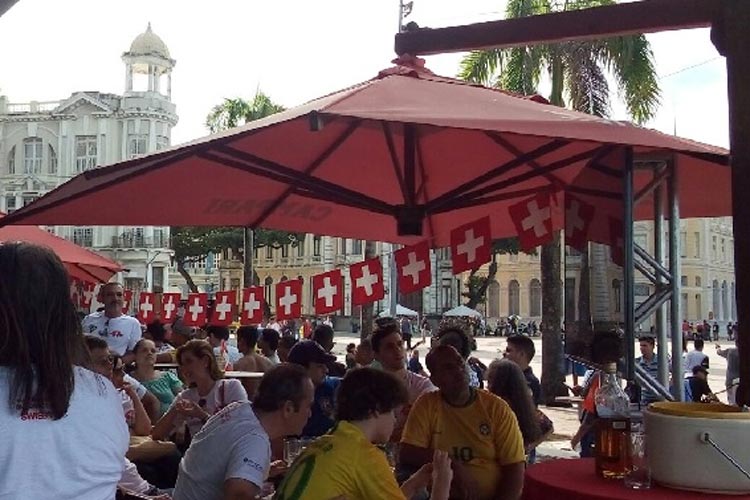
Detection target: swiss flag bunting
<box><xmin>184</xmin><ymin>293</ymin><xmax>209</xmax><ymax>326</ymax></box>
<box><xmin>565</xmin><ymin>195</ymin><xmax>595</xmax><ymax>251</ymax></box>
<box><xmin>70</xmin><ymin>279</ymin><xmax>80</xmax><ymax>305</ymax></box>
<box><xmin>80</xmin><ymin>282</ymin><xmax>96</xmax><ymax>312</ymax></box>
<box><xmin>276</xmin><ymin>280</ymin><xmax>302</xmax><ymax>320</ymax></box>
<box><xmin>161</xmin><ymin>293</ymin><xmax>181</xmax><ymax>322</ymax></box>
<box><xmin>350</xmin><ymin>258</ymin><xmax>385</xmax><ymax>306</ymax></box>
<box><xmin>312</xmin><ymin>269</ymin><xmax>343</xmax><ymax>315</ymax></box>
<box><xmin>608</xmin><ymin>216</ymin><xmax>625</xmax><ymax>267</ymax></box>
<box><xmin>241</xmin><ymin>287</ymin><xmax>265</xmax><ymax>324</ymax></box>
<box><xmin>211</xmin><ymin>290</ymin><xmax>236</xmax><ymax>326</ymax></box>
<box><xmin>450</xmin><ymin>216</ymin><xmax>492</xmax><ymax>274</ymax></box>
<box><xmin>138</xmin><ymin>292</ymin><xmax>156</xmax><ymax>323</ymax></box>
<box><xmin>508</xmin><ymin>193</ymin><xmax>554</xmax><ymax>251</ymax></box>
<box><xmin>122</xmin><ymin>289</ymin><xmax>133</xmax><ymax>315</ymax></box>
<box><xmin>394</xmin><ymin>241</ymin><xmax>432</xmax><ymax>294</ymax></box>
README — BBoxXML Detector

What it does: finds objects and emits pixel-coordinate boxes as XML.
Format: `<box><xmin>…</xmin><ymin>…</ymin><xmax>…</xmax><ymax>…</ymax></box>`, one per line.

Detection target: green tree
<box><xmin>459</xmin><ymin>0</ymin><xmax>660</xmax><ymax>403</ymax></box>
<box><xmin>461</xmin><ymin>237</ymin><xmax>523</xmax><ymax>309</ymax></box>
<box><xmin>171</xmin><ymin>90</ymin><xmax>298</xmax><ymax>293</ymax></box>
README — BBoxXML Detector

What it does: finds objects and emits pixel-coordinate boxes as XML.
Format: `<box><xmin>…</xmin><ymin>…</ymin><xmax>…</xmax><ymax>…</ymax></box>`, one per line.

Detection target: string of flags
<box><xmin>69</xmin><ymin>193</ymin><xmax>625</xmax><ymax>325</ymax></box>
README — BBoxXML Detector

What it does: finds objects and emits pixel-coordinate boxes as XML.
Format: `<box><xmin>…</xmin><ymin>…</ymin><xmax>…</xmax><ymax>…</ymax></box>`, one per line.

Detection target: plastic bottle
<box><xmin>594</xmin><ymin>362</ymin><xmax>631</xmax><ymax>478</ymax></box>
<box><xmin>218</xmin><ymin>339</ymin><xmax>232</xmax><ymax>371</ymax></box>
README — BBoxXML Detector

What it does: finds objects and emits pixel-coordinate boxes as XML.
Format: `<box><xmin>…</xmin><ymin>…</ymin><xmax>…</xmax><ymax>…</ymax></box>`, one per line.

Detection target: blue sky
<box><xmin>0</xmin><ymin>0</ymin><xmax>728</xmax><ymax>148</ymax></box>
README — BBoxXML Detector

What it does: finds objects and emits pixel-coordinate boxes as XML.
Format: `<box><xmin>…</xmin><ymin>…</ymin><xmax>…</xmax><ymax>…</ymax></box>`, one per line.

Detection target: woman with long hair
<box><xmin>0</xmin><ymin>242</ymin><xmax>129</xmax><ymax>499</ymax></box>
<box><xmin>151</xmin><ymin>339</ymin><xmax>247</xmax><ymax>442</ymax></box>
<box><xmin>131</xmin><ymin>338</ymin><xmax>183</xmax><ymax>417</ymax></box>
<box><xmin>487</xmin><ymin>359</ymin><xmax>542</xmax><ymax>453</ymax></box>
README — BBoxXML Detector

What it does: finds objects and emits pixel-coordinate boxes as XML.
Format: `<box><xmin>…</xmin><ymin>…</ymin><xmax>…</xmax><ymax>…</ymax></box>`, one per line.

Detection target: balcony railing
<box><xmin>110</xmin><ymin>235</ymin><xmax>169</xmax><ymax>249</ymax></box>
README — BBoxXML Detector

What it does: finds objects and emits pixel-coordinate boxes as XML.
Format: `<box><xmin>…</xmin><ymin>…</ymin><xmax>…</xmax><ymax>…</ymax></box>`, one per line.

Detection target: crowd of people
<box><xmin>1</xmin><ymin>242</ymin><xmax>557</xmax><ymax>500</ymax></box>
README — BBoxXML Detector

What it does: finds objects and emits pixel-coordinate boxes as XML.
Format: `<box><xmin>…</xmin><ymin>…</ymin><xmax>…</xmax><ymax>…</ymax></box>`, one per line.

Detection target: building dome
<box><xmin>128</xmin><ymin>23</ymin><xmax>170</xmax><ymax>59</ymax></box>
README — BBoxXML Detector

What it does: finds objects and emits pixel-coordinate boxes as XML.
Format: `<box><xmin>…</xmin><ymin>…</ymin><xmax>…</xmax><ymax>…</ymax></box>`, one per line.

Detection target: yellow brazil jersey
<box><xmin>401</xmin><ymin>389</ymin><xmax>525</xmax><ymax>500</ymax></box>
<box><xmin>274</xmin><ymin>421</ymin><xmax>406</xmax><ymax>500</ymax></box>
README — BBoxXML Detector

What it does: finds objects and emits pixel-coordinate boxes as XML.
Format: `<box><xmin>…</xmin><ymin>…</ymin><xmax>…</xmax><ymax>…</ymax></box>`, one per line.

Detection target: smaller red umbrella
<box><xmin>0</xmin><ymin>213</ymin><xmax>123</xmax><ymax>283</ymax></box>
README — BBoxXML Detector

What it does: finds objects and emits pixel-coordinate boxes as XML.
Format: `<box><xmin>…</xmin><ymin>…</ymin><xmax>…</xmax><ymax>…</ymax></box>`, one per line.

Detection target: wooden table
<box><xmin>523</xmin><ymin>458</ymin><xmax>750</xmax><ymax>500</ymax></box>
<box><xmin>154</xmin><ymin>363</ymin><xmax>179</xmax><ymax>370</ymax></box>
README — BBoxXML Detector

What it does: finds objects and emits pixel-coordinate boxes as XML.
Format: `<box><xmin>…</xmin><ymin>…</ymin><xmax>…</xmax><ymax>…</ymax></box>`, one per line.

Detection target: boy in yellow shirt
<box><xmin>275</xmin><ymin>367</ymin><xmax>452</xmax><ymax>500</ymax></box>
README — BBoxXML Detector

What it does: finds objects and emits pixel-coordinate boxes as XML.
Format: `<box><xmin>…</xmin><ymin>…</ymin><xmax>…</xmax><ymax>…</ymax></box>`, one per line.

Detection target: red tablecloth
<box><xmin>523</xmin><ymin>458</ymin><xmax>750</xmax><ymax>500</ymax></box>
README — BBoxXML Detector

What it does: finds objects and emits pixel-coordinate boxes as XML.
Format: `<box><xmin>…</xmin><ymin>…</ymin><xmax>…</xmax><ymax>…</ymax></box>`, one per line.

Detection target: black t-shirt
<box><xmin>687</xmin><ymin>376</ymin><xmax>712</xmax><ymax>402</ymax></box>
<box><xmin>524</xmin><ymin>366</ymin><xmax>542</xmax><ymax>406</ymax></box>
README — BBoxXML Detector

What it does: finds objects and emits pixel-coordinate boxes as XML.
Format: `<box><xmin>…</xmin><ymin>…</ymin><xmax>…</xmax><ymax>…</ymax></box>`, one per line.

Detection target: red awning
<box><xmin>0</xmin><ymin>214</ymin><xmax>123</xmax><ymax>283</ymax></box>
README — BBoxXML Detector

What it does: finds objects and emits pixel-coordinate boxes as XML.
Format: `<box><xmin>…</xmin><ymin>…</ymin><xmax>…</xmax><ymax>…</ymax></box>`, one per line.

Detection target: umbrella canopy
<box><xmin>443</xmin><ymin>305</ymin><xmax>483</xmax><ymax>318</ymax></box>
<box><xmin>0</xmin><ymin>214</ymin><xmax>123</xmax><ymax>283</ymax></box>
<box><xmin>378</xmin><ymin>304</ymin><xmax>419</xmax><ymax>317</ymax></box>
<box><xmin>0</xmin><ymin>57</ymin><xmax>730</xmax><ymax>248</ymax></box>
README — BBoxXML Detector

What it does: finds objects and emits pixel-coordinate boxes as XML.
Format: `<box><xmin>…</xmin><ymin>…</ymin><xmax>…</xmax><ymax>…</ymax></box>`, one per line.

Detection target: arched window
<box><xmin>508</xmin><ymin>280</ymin><xmax>520</xmax><ymax>316</ymax></box>
<box><xmin>48</xmin><ymin>144</ymin><xmax>57</xmax><ymax>174</ymax></box>
<box><xmin>712</xmin><ymin>279</ymin><xmax>720</xmax><ymax>319</ymax></box>
<box><xmin>264</xmin><ymin>276</ymin><xmax>274</xmax><ymax>304</ymax></box>
<box><xmin>721</xmin><ymin>281</ymin><xmax>729</xmax><ymax>321</ymax></box>
<box><xmin>7</xmin><ymin>146</ymin><xmax>15</xmax><ymax>174</ymax></box>
<box><xmin>529</xmin><ymin>279</ymin><xmax>542</xmax><ymax>317</ymax></box>
<box><xmin>23</xmin><ymin>138</ymin><xmax>42</xmax><ymax>174</ymax></box>
<box><xmin>488</xmin><ymin>281</ymin><xmax>500</xmax><ymax>318</ymax></box>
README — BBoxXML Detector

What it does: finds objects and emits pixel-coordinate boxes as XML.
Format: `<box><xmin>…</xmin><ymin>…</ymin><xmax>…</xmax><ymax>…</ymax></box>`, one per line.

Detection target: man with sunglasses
<box><xmin>83</xmin><ymin>282</ymin><xmax>142</xmax><ymax>364</ymax></box>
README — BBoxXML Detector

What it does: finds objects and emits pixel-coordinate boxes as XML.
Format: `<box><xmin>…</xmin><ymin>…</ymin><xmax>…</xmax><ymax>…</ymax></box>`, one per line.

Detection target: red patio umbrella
<box><xmin>0</xmin><ymin>57</ymin><xmax>730</xmax><ymax>246</ymax></box>
<box><xmin>0</xmin><ymin>213</ymin><xmax>123</xmax><ymax>283</ymax></box>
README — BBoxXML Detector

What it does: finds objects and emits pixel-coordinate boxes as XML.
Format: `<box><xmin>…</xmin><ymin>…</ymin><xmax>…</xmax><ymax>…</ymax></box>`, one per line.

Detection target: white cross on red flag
<box><xmin>608</xmin><ymin>216</ymin><xmax>625</xmax><ymax>267</ymax></box>
<box><xmin>276</xmin><ymin>280</ymin><xmax>302</xmax><ymax>320</ymax></box>
<box><xmin>241</xmin><ymin>287</ymin><xmax>265</xmax><ymax>324</ymax></box>
<box><xmin>508</xmin><ymin>193</ymin><xmax>554</xmax><ymax>251</ymax></box>
<box><xmin>161</xmin><ymin>293</ymin><xmax>181</xmax><ymax>322</ymax></box>
<box><xmin>395</xmin><ymin>241</ymin><xmax>432</xmax><ymax>294</ymax></box>
<box><xmin>565</xmin><ymin>195</ymin><xmax>595</xmax><ymax>251</ymax></box>
<box><xmin>122</xmin><ymin>289</ymin><xmax>133</xmax><ymax>315</ymax></box>
<box><xmin>79</xmin><ymin>282</ymin><xmax>96</xmax><ymax>312</ymax></box>
<box><xmin>313</xmin><ymin>269</ymin><xmax>343</xmax><ymax>315</ymax></box>
<box><xmin>184</xmin><ymin>293</ymin><xmax>208</xmax><ymax>326</ymax></box>
<box><xmin>138</xmin><ymin>292</ymin><xmax>156</xmax><ymax>323</ymax></box>
<box><xmin>450</xmin><ymin>216</ymin><xmax>492</xmax><ymax>274</ymax></box>
<box><xmin>211</xmin><ymin>290</ymin><xmax>236</xmax><ymax>326</ymax></box>
<box><xmin>350</xmin><ymin>258</ymin><xmax>385</xmax><ymax>306</ymax></box>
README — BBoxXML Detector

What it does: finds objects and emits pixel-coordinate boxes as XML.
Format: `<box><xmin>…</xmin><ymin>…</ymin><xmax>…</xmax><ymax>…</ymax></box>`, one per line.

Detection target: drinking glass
<box><xmin>283</xmin><ymin>438</ymin><xmax>301</xmax><ymax>466</ymax></box>
<box><xmin>624</xmin><ymin>423</ymin><xmax>651</xmax><ymax>489</ymax></box>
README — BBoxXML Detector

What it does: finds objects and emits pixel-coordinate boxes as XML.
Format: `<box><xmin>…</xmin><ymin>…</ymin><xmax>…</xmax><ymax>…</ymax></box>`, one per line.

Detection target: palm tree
<box><xmin>205</xmin><ymin>90</ymin><xmax>287</xmax><ymax>288</ymax></box>
<box><xmin>459</xmin><ymin>0</ymin><xmax>660</xmax><ymax>404</ymax></box>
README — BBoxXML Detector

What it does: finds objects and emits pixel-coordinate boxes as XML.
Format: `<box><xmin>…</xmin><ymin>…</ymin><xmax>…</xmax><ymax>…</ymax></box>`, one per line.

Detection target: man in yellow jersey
<box><xmin>274</xmin><ymin>367</ymin><xmax>452</xmax><ymax>500</ymax></box>
<box><xmin>400</xmin><ymin>345</ymin><xmax>525</xmax><ymax>500</ymax></box>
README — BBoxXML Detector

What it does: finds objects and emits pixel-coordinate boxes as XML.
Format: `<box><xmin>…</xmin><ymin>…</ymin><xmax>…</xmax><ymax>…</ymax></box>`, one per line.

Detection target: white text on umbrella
<box><xmin>215</xmin><ymin>294</ymin><xmax>232</xmax><ymax>320</ymax></box>
<box><xmin>317</xmin><ymin>276</ymin><xmax>338</xmax><ymax>307</ymax></box>
<box><xmin>522</xmin><ymin>200</ymin><xmax>551</xmax><ymax>237</ymax></box>
<box><xmin>279</xmin><ymin>286</ymin><xmax>298</xmax><ymax>315</ymax></box>
<box><xmin>402</xmin><ymin>252</ymin><xmax>426</xmax><ymax>285</ymax></box>
<box><xmin>457</xmin><ymin>228</ymin><xmax>484</xmax><ymax>263</ymax></box>
<box><xmin>188</xmin><ymin>297</ymin><xmax>204</xmax><ymax>321</ymax></box>
<box><xmin>356</xmin><ymin>266</ymin><xmax>379</xmax><ymax>296</ymax></box>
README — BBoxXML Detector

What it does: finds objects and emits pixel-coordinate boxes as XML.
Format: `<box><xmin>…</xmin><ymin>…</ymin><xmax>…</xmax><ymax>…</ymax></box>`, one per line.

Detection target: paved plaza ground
<box><xmin>328</xmin><ymin>331</ymin><xmax>738</xmax><ymax>460</ymax></box>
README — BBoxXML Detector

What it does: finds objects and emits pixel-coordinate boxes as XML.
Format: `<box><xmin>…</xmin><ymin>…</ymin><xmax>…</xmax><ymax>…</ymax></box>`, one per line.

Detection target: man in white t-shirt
<box><xmin>371</xmin><ymin>323</ymin><xmax>436</xmax><ymax>442</ymax></box>
<box><xmin>82</xmin><ymin>282</ymin><xmax>142</xmax><ymax>363</ymax></box>
<box><xmin>206</xmin><ymin>325</ymin><xmax>243</xmax><ymax>366</ymax></box>
<box><xmin>173</xmin><ymin>364</ymin><xmax>315</xmax><ymax>500</ymax></box>
<box><xmin>684</xmin><ymin>337</ymin><xmax>709</xmax><ymax>376</ymax></box>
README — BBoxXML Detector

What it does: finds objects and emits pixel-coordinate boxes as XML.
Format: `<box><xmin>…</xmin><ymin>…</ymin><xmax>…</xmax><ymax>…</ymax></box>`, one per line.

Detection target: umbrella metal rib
<box><xmin>381</xmin><ymin>121</ymin><xmax>409</xmax><ymax>205</ymax></box>
<box><xmin>485</xmin><ymin>132</ymin><xmax>568</xmax><ymax>190</ymax></box>
<box><xmin>426</xmin><ymin>138</ymin><xmax>570</xmax><ymax>212</ymax></box>
<box><xmin>247</xmin><ymin>119</ymin><xmax>361</xmax><ymax>229</ymax></box>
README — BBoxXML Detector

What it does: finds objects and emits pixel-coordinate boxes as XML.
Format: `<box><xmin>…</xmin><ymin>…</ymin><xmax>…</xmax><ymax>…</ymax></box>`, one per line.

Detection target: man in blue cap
<box><xmin>287</xmin><ymin>339</ymin><xmax>342</xmax><ymax>437</ymax></box>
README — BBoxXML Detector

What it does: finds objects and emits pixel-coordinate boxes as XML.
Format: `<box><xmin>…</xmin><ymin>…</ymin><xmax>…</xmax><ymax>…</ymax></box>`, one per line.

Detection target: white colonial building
<box><xmin>0</xmin><ymin>24</ymin><xmax>177</xmax><ymax>296</ymax></box>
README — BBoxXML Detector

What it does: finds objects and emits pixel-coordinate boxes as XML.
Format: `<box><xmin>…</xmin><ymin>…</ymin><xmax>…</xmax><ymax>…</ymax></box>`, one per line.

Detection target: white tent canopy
<box><xmin>442</xmin><ymin>305</ymin><xmax>482</xmax><ymax>318</ymax></box>
<box><xmin>378</xmin><ymin>304</ymin><xmax>419</xmax><ymax>317</ymax></box>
